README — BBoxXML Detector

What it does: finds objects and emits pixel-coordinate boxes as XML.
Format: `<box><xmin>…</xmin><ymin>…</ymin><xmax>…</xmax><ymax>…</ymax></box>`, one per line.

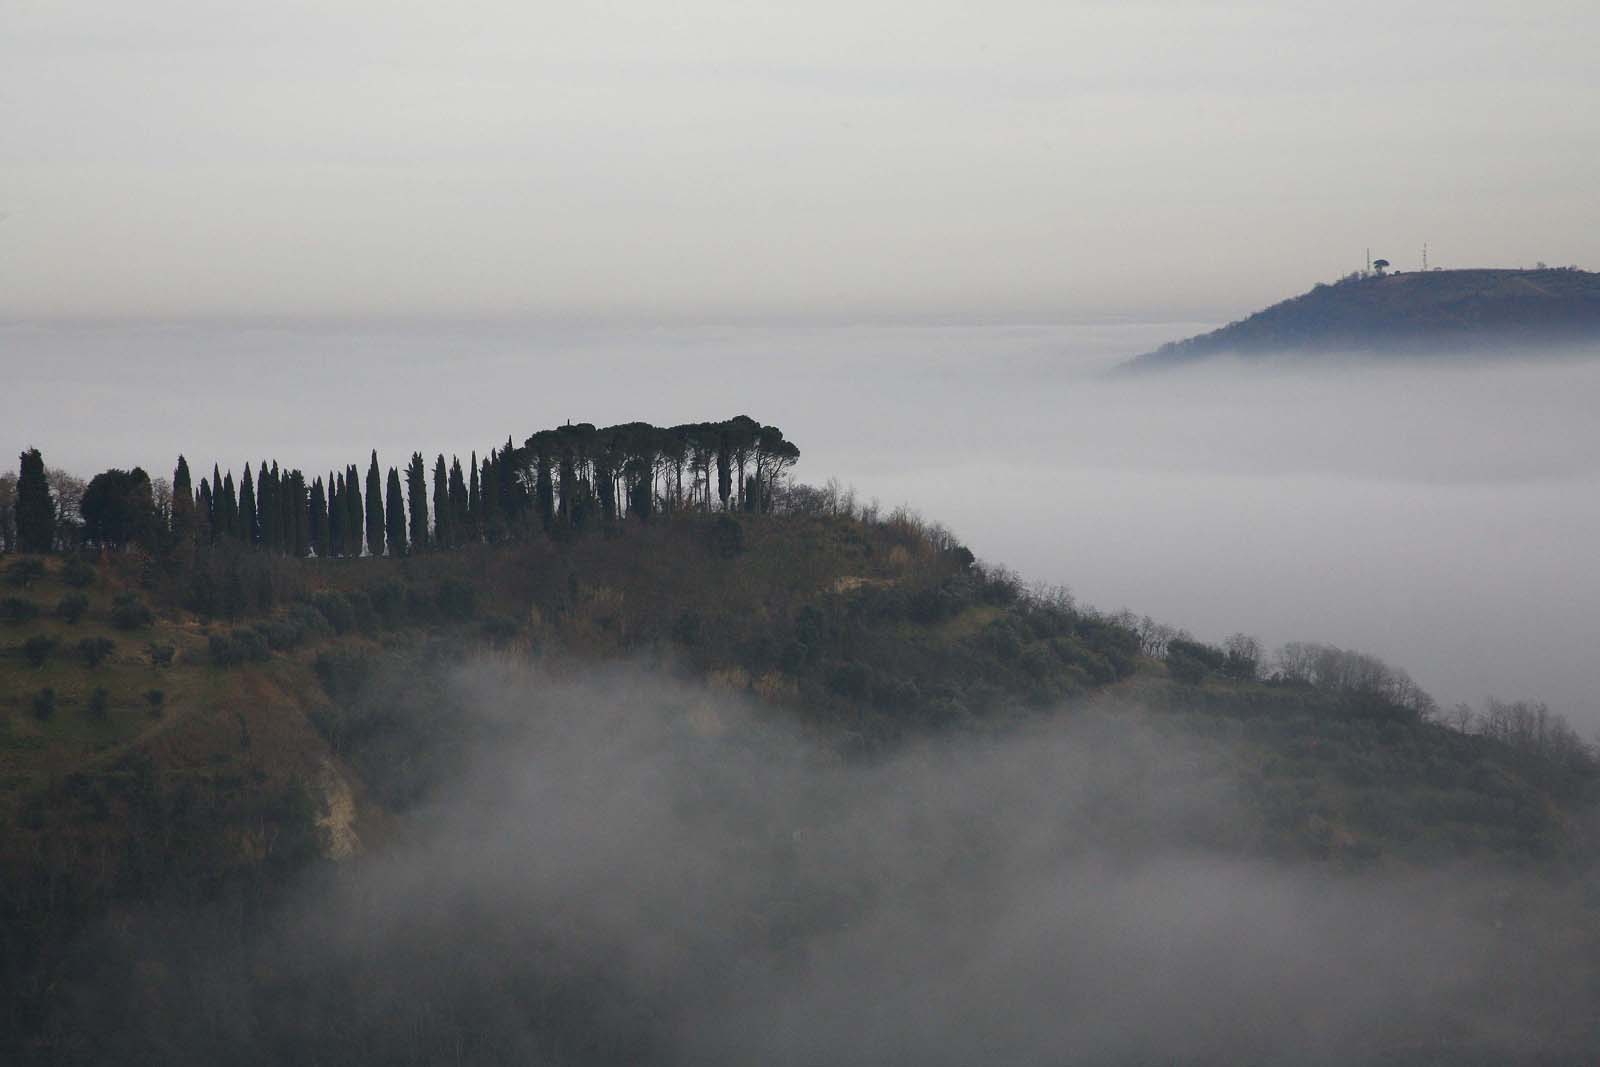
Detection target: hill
<box><xmin>1126</xmin><ymin>266</ymin><xmax>1600</xmax><ymax>369</ymax></box>
<box><xmin>2</xmin><ymin>503</ymin><xmax>1598</xmax><ymax>1061</ymax></box>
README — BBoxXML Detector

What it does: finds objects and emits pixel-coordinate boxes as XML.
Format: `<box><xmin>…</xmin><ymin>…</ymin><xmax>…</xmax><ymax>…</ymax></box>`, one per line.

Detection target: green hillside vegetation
<box><xmin>2</xmin><ymin>433</ymin><xmax>1598</xmax><ymax>1059</ymax></box>
<box><xmin>1128</xmin><ymin>266</ymin><xmax>1600</xmax><ymax>369</ymax></box>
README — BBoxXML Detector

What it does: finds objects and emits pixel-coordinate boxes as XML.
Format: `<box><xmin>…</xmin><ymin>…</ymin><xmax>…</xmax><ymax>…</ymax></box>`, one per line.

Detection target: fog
<box><xmin>5</xmin><ymin>318</ymin><xmax>1598</xmax><ymax>730</ymax></box>
<box><xmin>61</xmin><ymin>663</ymin><xmax>1599</xmax><ymax>1063</ymax></box>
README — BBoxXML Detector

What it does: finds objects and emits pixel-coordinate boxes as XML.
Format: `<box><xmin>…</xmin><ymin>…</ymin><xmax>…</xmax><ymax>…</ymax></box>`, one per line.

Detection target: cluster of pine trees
<box><xmin>3</xmin><ymin>417</ymin><xmax>799</xmax><ymax>558</ymax></box>
<box><xmin>524</xmin><ymin>415</ymin><xmax>799</xmax><ymax>527</ymax></box>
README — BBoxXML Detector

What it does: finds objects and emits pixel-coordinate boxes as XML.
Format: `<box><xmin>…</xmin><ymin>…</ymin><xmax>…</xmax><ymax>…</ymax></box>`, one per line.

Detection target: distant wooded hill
<box><xmin>1126</xmin><ymin>267</ymin><xmax>1600</xmax><ymax>370</ymax></box>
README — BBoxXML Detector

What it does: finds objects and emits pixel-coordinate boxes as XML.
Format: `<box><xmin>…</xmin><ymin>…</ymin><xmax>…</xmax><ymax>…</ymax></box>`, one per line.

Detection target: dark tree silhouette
<box><xmin>365</xmin><ymin>452</ymin><xmax>384</xmax><ymax>559</ymax></box>
<box><xmin>346</xmin><ymin>464</ymin><xmax>363</xmax><ymax>556</ymax></box>
<box><xmin>16</xmin><ymin>449</ymin><xmax>55</xmax><ymax>553</ymax></box>
<box><xmin>219</xmin><ymin>472</ymin><xmax>239</xmax><ymax>541</ymax></box>
<box><xmin>407</xmin><ymin>453</ymin><xmax>429</xmax><ymax>550</ymax></box>
<box><xmin>240</xmin><ymin>464</ymin><xmax>259</xmax><ymax>547</ymax></box>
<box><xmin>197</xmin><ymin>478</ymin><xmax>214</xmax><ymax>545</ymax></box>
<box><xmin>310</xmin><ymin>476</ymin><xmax>328</xmax><ymax>558</ymax></box>
<box><xmin>467</xmin><ymin>451</ymin><xmax>480</xmax><ymax>541</ymax></box>
<box><xmin>80</xmin><ymin>468</ymin><xmax>157</xmax><ymax>549</ymax></box>
<box><xmin>432</xmin><ymin>455</ymin><xmax>449</xmax><ymax>548</ymax></box>
<box><xmin>172</xmin><ymin>455</ymin><xmax>195</xmax><ymax>543</ymax></box>
<box><xmin>211</xmin><ymin>464</ymin><xmax>224</xmax><ymax>541</ymax></box>
<box><xmin>289</xmin><ymin>469</ymin><xmax>310</xmax><ymax>557</ymax></box>
<box><xmin>384</xmin><ymin>466</ymin><xmax>407</xmax><ymax>557</ymax></box>
<box><xmin>448</xmin><ymin>456</ymin><xmax>468</xmax><ymax>542</ymax></box>
<box><xmin>716</xmin><ymin>431</ymin><xmax>732</xmax><ymax>511</ymax></box>
<box><xmin>329</xmin><ymin>473</ymin><xmax>344</xmax><ymax>557</ymax></box>
<box><xmin>526</xmin><ymin>433</ymin><xmax>556</xmax><ymax>529</ymax></box>
<box><xmin>479</xmin><ymin>450</ymin><xmax>499</xmax><ymax>540</ymax></box>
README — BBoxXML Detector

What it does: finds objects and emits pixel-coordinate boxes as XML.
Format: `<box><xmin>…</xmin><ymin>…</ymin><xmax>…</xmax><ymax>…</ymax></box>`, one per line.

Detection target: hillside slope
<box><xmin>2</xmin><ymin>514</ymin><xmax>1598</xmax><ymax>1060</ymax></box>
<box><xmin>1127</xmin><ymin>267</ymin><xmax>1600</xmax><ymax>369</ymax></box>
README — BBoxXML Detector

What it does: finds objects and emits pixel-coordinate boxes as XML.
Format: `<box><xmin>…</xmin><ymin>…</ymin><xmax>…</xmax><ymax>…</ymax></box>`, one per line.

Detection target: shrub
<box><xmin>86</xmin><ymin>686</ymin><xmax>109</xmax><ymax>720</ymax></box>
<box><xmin>22</xmin><ymin>634</ymin><xmax>57</xmax><ymax>668</ymax></box>
<box><xmin>313</xmin><ymin>649</ymin><xmax>375</xmax><ymax>703</ymax></box>
<box><xmin>480</xmin><ymin>615</ymin><xmax>520</xmax><ymax>643</ymax></box>
<box><xmin>145</xmin><ymin>689</ymin><xmax>165</xmax><ymax>717</ymax></box>
<box><xmin>110</xmin><ymin>592</ymin><xmax>154</xmax><ymax>630</ymax></box>
<box><xmin>5</xmin><ymin>558</ymin><xmax>46</xmax><ymax>588</ymax></box>
<box><xmin>78</xmin><ymin>636</ymin><xmax>115</xmax><ymax>667</ymax></box>
<box><xmin>148</xmin><ymin>642</ymin><xmax>176</xmax><ymax>667</ymax></box>
<box><xmin>435</xmin><ymin>578</ymin><xmax>476</xmax><ymax>620</ymax></box>
<box><xmin>310</xmin><ymin>590</ymin><xmax>355</xmax><ymax>634</ymax></box>
<box><xmin>208</xmin><ymin>633</ymin><xmax>239</xmax><ymax>666</ymax></box>
<box><xmin>1</xmin><ymin>597</ymin><xmax>39</xmax><ymax>624</ymax></box>
<box><xmin>709</xmin><ymin>516</ymin><xmax>744</xmax><ymax>559</ymax></box>
<box><xmin>61</xmin><ymin>557</ymin><xmax>96</xmax><ymax>588</ymax></box>
<box><xmin>56</xmin><ymin>593</ymin><xmax>90</xmax><ymax>624</ymax></box>
<box><xmin>209</xmin><ymin>629</ymin><xmax>269</xmax><ymax>667</ymax></box>
<box><xmin>255</xmin><ymin>617</ymin><xmax>302</xmax><ymax>652</ymax></box>
<box><xmin>32</xmin><ymin>688</ymin><xmax>55</xmax><ymax>720</ymax></box>
<box><xmin>1169</xmin><ymin>638</ymin><xmax>1228</xmax><ymax>675</ymax></box>
<box><xmin>1167</xmin><ymin>651</ymin><xmax>1208</xmax><ymax>685</ymax></box>
<box><xmin>369</xmin><ymin>580</ymin><xmax>407</xmax><ymax>624</ymax></box>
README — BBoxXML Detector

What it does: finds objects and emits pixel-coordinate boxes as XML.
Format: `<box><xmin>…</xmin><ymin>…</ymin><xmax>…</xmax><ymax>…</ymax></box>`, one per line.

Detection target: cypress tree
<box><xmin>407</xmin><ymin>452</ymin><xmax>429</xmax><ymax>550</ymax></box>
<box><xmin>274</xmin><ymin>461</ymin><xmax>290</xmax><ymax>552</ymax></box>
<box><xmin>220</xmin><ymin>472</ymin><xmax>239</xmax><ymax>540</ymax></box>
<box><xmin>259</xmin><ymin>463</ymin><xmax>273</xmax><ymax>549</ymax></box>
<box><xmin>432</xmin><ymin>455</ymin><xmax>450</xmax><ymax>548</ymax></box>
<box><xmin>499</xmin><ymin>436</ymin><xmax>521</xmax><ymax>520</ymax></box>
<box><xmin>528</xmin><ymin>434</ymin><xmax>555</xmax><ymax>529</ymax></box>
<box><xmin>328</xmin><ymin>474</ymin><xmax>343</xmax><ymax>557</ymax></box>
<box><xmin>309</xmin><ymin>477</ymin><xmax>327</xmax><ymax>558</ymax></box>
<box><xmin>211</xmin><ymin>465</ymin><xmax>223</xmax><ymax>540</ymax></box>
<box><xmin>266</xmin><ymin>464</ymin><xmax>280</xmax><ymax>544</ymax></box>
<box><xmin>290</xmin><ymin>470</ymin><xmax>310</xmax><ymax>557</ymax></box>
<box><xmin>480</xmin><ymin>451</ymin><xmax>498</xmax><ymax>540</ymax></box>
<box><xmin>716</xmin><ymin>432</ymin><xmax>732</xmax><ymax>511</ymax></box>
<box><xmin>345</xmin><ymin>465</ymin><xmax>360</xmax><ymax>555</ymax></box>
<box><xmin>448</xmin><ymin>457</ymin><xmax>467</xmax><ymax>541</ymax></box>
<box><xmin>365</xmin><ymin>452</ymin><xmax>384</xmax><ymax>558</ymax></box>
<box><xmin>172</xmin><ymin>455</ymin><xmax>195</xmax><ymax>542</ymax></box>
<box><xmin>240</xmin><ymin>465</ymin><xmax>258</xmax><ymax>547</ymax></box>
<box><xmin>16</xmin><ymin>448</ymin><xmax>55</xmax><ymax>553</ymax></box>
<box><xmin>197</xmin><ymin>478</ymin><xmax>214</xmax><ymax>545</ymax></box>
<box><xmin>385</xmin><ymin>467</ymin><xmax>407</xmax><ymax>557</ymax></box>
<box><xmin>467</xmin><ymin>452</ymin><xmax>480</xmax><ymax>541</ymax></box>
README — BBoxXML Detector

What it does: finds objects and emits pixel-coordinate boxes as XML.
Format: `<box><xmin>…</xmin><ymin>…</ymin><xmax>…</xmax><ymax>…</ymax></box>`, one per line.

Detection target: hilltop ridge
<box><xmin>1127</xmin><ymin>266</ymin><xmax>1600</xmax><ymax>369</ymax></box>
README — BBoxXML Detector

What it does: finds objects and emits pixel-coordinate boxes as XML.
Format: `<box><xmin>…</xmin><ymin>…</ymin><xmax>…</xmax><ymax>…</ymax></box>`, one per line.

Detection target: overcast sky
<box><xmin>3</xmin><ymin>0</ymin><xmax>1597</xmax><ymax>321</ymax></box>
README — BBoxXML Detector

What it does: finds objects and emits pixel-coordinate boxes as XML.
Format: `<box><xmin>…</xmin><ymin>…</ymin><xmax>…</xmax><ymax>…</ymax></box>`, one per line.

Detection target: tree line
<box><xmin>0</xmin><ymin>416</ymin><xmax>799</xmax><ymax>557</ymax></box>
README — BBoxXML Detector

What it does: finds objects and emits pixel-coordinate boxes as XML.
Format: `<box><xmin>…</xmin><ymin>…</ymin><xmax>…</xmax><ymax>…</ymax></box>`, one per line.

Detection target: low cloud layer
<box><xmin>62</xmin><ymin>663</ymin><xmax>1600</xmax><ymax>1064</ymax></box>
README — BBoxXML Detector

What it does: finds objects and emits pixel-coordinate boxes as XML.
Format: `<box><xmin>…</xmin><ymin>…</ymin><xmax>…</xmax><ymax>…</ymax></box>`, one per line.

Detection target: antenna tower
<box><xmin>1366</xmin><ymin>247</ymin><xmax>1372</xmax><ymax>274</ymax></box>
<box><xmin>1422</xmin><ymin>243</ymin><xmax>1429</xmax><ymax>271</ymax></box>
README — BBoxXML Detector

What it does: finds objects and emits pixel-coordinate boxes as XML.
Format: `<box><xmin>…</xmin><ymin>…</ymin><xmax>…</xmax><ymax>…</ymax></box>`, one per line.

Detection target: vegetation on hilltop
<box><xmin>1128</xmin><ymin>266</ymin><xmax>1600</xmax><ymax>369</ymax></box>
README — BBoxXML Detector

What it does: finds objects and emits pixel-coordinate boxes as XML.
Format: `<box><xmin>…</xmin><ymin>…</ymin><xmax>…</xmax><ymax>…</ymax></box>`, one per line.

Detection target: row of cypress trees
<box><xmin>174</xmin><ymin>440</ymin><xmax>528</xmax><ymax>558</ymax></box>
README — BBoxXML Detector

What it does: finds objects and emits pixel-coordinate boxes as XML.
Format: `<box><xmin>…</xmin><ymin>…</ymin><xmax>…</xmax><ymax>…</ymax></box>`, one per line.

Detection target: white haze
<box><xmin>5</xmin><ymin>319</ymin><xmax>1598</xmax><ymax>730</ymax></box>
<box><xmin>65</xmin><ymin>664</ymin><xmax>1600</xmax><ymax>1063</ymax></box>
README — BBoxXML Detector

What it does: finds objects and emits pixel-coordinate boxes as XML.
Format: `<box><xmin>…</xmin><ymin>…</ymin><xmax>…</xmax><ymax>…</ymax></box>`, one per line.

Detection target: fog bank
<box><xmin>61</xmin><ymin>664</ymin><xmax>1600</xmax><ymax>1064</ymax></box>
